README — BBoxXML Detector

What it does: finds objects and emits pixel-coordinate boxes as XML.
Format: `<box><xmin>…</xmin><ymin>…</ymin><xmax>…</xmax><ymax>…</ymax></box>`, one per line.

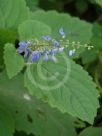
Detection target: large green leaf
<box><xmin>0</xmin><ymin>106</ymin><xmax>15</xmax><ymax>136</ymax></box>
<box><xmin>0</xmin><ymin>0</ymin><xmax>29</xmax><ymax>29</ymax></box>
<box><xmin>24</xmin><ymin>54</ymin><xmax>99</xmax><ymax>124</ymax></box>
<box><xmin>18</xmin><ymin>20</ymin><xmax>52</xmax><ymax>40</ymax></box>
<box><xmin>0</xmin><ymin>72</ymin><xmax>77</xmax><ymax>136</ymax></box>
<box><xmin>17</xmin><ymin>11</ymin><xmax>99</xmax><ymax>124</ymax></box>
<box><xmin>4</xmin><ymin>43</ymin><xmax>25</xmax><ymax>79</ymax></box>
<box><xmin>30</xmin><ymin>10</ymin><xmax>92</xmax><ymax>43</ymax></box>
<box><xmin>79</xmin><ymin>127</ymin><xmax>102</xmax><ymax>136</ymax></box>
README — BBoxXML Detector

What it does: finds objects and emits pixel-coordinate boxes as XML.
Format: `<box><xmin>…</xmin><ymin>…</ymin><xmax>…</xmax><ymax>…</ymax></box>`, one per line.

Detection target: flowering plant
<box><xmin>0</xmin><ymin>0</ymin><xmax>102</xmax><ymax>136</ymax></box>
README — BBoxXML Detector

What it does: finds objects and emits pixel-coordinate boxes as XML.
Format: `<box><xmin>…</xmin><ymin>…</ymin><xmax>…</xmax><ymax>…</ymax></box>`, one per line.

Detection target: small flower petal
<box><xmin>19</xmin><ymin>41</ymin><xmax>28</xmax><ymax>48</ymax></box>
<box><xmin>52</xmin><ymin>48</ymin><xmax>58</xmax><ymax>55</ymax></box>
<box><xmin>18</xmin><ymin>41</ymin><xmax>29</xmax><ymax>54</ymax></box>
<box><xmin>59</xmin><ymin>46</ymin><xmax>64</xmax><ymax>52</ymax></box>
<box><xmin>53</xmin><ymin>41</ymin><xmax>59</xmax><ymax>47</ymax></box>
<box><xmin>59</xmin><ymin>28</ymin><xmax>65</xmax><ymax>38</ymax></box>
<box><xmin>42</xmin><ymin>36</ymin><xmax>51</xmax><ymax>41</ymax></box>
<box><xmin>26</xmin><ymin>48</ymin><xmax>32</xmax><ymax>53</ymax></box>
<box><xmin>24</xmin><ymin>51</ymin><xmax>28</xmax><ymax>59</ymax></box>
<box><xmin>30</xmin><ymin>51</ymin><xmax>40</xmax><ymax>62</ymax></box>
<box><xmin>18</xmin><ymin>47</ymin><xmax>24</xmax><ymax>53</ymax></box>
<box><xmin>44</xmin><ymin>54</ymin><xmax>49</xmax><ymax>61</ymax></box>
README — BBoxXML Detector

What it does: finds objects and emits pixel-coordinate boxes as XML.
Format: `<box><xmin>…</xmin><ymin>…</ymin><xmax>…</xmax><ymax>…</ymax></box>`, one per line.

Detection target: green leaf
<box><xmin>18</xmin><ymin>20</ymin><xmax>52</xmax><ymax>41</ymax></box>
<box><xmin>0</xmin><ymin>72</ymin><xmax>77</xmax><ymax>136</ymax></box>
<box><xmin>24</xmin><ymin>54</ymin><xmax>99</xmax><ymax>124</ymax></box>
<box><xmin>0</xmin><ymin>29</ymin><xmax>16</xmax><ymax>70</ymax></box>
<box><xmin>81</xmin><ymin>50</ymin><xmax>97</xmax><ymax>64</ymax></box>
<box><xmin>81</xmin><ymin>23</ymin><xmax>102</xmax><ymax>64</ymax></box>
<box><xmin>79</xmin><ymin>127</ymin><xmax>102</xmax><ymax>136</ymax></box>
<box><xmin>0</xmin><ymin>106</ymin><xmax>15</xmax><ymax>136</ymax></box>
<box><xmin>94</xmin><ymin>0</ymin><xmax>102</xmax><ymax>7</ymax></box>
<box><xmin>30</xmin><ymin>10</ymin><xmax>92</xmax><ymax>43</ymax></box>
<box><xmin>25</xmin><ymin>0</ymin><xmax>39</xmax><ymax>11</ymax></box>
<box><xmin>0</xmin><ymin>0</ymin><xmax>29</xmax><ymax>29</ymax></box>
<box><xmin>4</xmin><ymin>43</ymin><xmax>25</xmax><ymax>79</ymax></box>
<box><xmin>91</xmin><ymin>23</ymin><xmax>102</xmax><ymax>50</ymax></box>
<box><xmin>0</xmin><ymin>12</ymin><xmax>5</xmax><ymax>28</ymax></box>
<box><xmin>75</xmin><ymin>0</ymin><xmax>88</xmax><ymax>14</ymax></box>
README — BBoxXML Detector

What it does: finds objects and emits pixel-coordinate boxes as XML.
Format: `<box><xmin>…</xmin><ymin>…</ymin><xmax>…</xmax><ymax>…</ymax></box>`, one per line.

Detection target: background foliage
<box><xmin>0</xmin><ymin>0</ymin><xmax>102</xmax><ymax>136</ymax></box>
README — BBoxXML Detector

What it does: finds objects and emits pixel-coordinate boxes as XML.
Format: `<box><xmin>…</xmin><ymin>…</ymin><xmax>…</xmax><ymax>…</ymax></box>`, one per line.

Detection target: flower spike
<box><xmin>18</xmin><ymin>28</ymin><xmax>93</xmax><ymax>63</ymax></box>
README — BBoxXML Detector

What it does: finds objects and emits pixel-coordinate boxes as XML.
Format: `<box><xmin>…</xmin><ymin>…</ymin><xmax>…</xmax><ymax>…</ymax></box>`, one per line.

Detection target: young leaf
<box><xmin>0</xmin><ymin>106</ymin><xmax>15</xmax><ymax>136</ymax></box>
<box><xmin>24</xmin><ymin>54</ymin><xmax>99</xmax><ymax>124</ymax></box>
<box><xmin>4</xmin><ymin>43</ymin><xmax>25</xmax><ymax>79</ymax></box>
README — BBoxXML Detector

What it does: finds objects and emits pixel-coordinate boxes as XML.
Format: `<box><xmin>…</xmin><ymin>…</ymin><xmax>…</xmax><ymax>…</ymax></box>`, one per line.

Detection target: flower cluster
<box><xmin>18</xmin><ymin>28</ymin><xmax>93</xmax><ymax>63</ymax></box>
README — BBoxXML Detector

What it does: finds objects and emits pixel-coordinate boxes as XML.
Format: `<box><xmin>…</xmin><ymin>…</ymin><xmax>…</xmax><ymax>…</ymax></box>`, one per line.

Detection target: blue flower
<box><xmin>30</xmin><ymin>51</ymin><xmax>40</xmax><ymax>62</ymax></box>
<box><xmin>24</xmin><ymin>48</ymin><xmax>32</xmax><ymax>59</ymax></box>
<box><xmin>18</xmin><ymin>41</ymin><xmax>29</xmax><ymax>53</ymax></box>
<box><xmin>59</xmin><ymin>28</ymin><xmax>65</xmax><ymax>38</ymax></box>
<box><xmin>53</xmin><ymin>41</ymin><xmax>59</xmax><ymax>47</ymax></box>
<box><xmin>24</xmin><ymin>51</ymin><xmax>28</xmax><ymax>59</ymax></box>
<box><xmin>44</xmin><ymin>54</ymin><xmax>49</xmax><ymax>61</ymax></box>
<box><xmin>26</xmin><ymin>48</ymin><xmax>32</xmax><ymax>53</ymax></box>
<box><xmin>52</xmin><ymin>48</ymin><xmax>58</xmax><ymax>55</ymax></box>
<box><xmin>59</xmin><ymin>46</ymin><xmax>64</xmax><ymax>52</ymax></box>
<box><xmin>42</xmin><ymin>36</ymin><xmax>51</xmax><ymax>41</ymax></box>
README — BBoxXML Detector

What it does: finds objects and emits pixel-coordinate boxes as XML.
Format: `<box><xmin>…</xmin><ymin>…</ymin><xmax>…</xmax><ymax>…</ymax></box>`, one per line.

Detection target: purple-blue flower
<box><xmin>53</xmin><ymin>41</ymin><xmax>59</xmax><ymax>47</ymax></box>
<box><xmin>24</xmin><ymin>51</ymin><xmax>28</xmax><ymax>59</ymax></box>
<box><xmin>59</xmin><ymin>28</ymin><xmax>65</xmax><ymax>38</ymax></box>
<box><xmin>42</xmin><ymin>36</ymin><xmax>51</xmax><ymax>41</ymax></box>
<box><xmin>52</xmin><ymin>48</ymin><xmax>58</xmax><ymax>55</ymax></box>
<box><xmin>24</xmin><ymin>48</ymin><xmax>32</xmax><ymax>58</ymax></box>
<box><xmin>44</xmin><ymin>54</ymin><xmax>49</xmax><ymax>61</ymax></box>
<box><xmin>18</xmin><ymin>41</ymin><xmax>29</xmax><ymax>53</ymax></box>
<box><xmin>30</xmin><ymin>51</ymin><xmax>40</xmax><ymax>62</ymax></box>
<box><xmin>59</xmin><ymin>46</ymin><xmax>64</xmax><ymax>52</ymax></box>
